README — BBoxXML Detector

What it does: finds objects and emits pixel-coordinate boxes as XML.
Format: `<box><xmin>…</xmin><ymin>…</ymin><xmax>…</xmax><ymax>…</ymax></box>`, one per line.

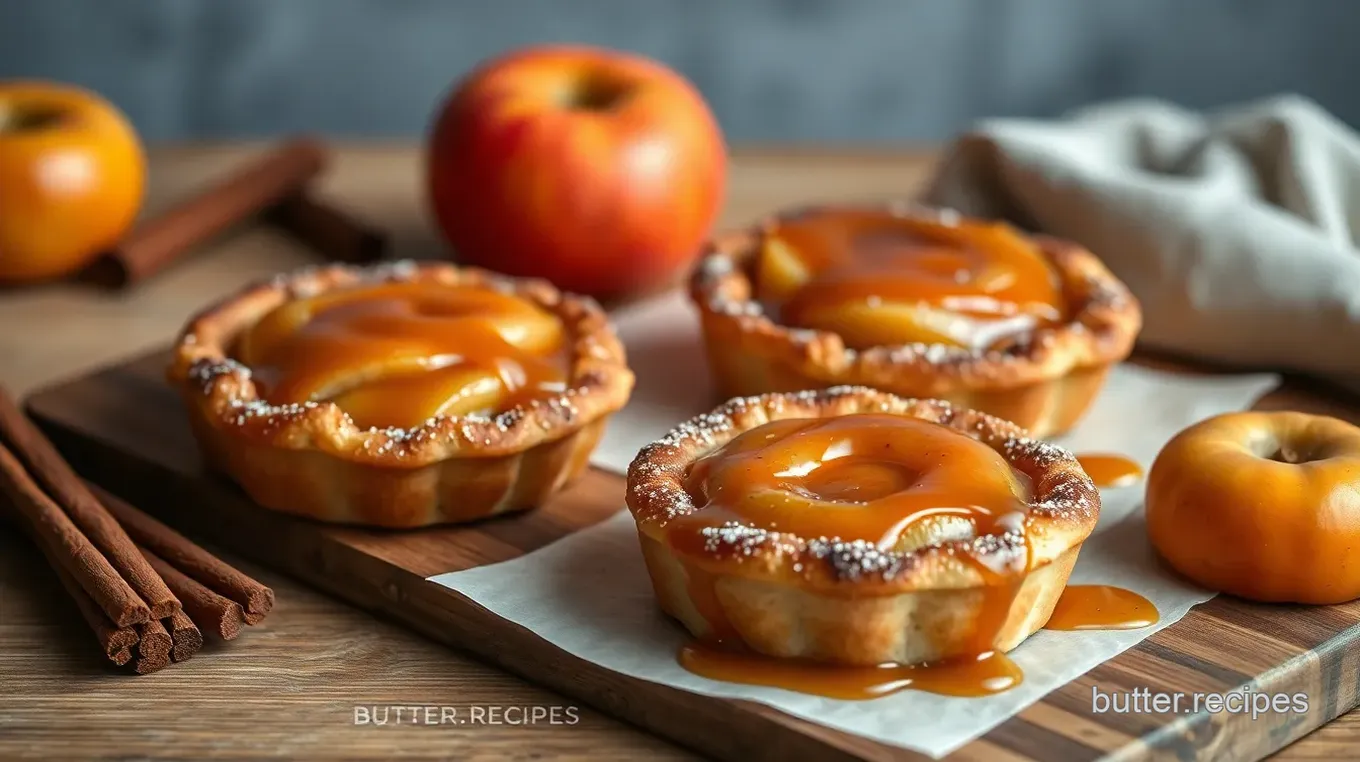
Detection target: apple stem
<box><xmin>0</xmin><ymin>103</ymin><xmax>67</xmax><ymax>133</ymax></box>
<box><xmin>561</xmin><ymin>74</ymin><xmax>631</xmax><ymax>112</ymax></box>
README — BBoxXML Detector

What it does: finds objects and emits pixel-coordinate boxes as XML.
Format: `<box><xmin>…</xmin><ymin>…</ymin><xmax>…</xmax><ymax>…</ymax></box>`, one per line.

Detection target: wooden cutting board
<box><xmin>24</xmin><ymin>348</ymin><xmax>1360</xmax><ymax>762</ymax></box>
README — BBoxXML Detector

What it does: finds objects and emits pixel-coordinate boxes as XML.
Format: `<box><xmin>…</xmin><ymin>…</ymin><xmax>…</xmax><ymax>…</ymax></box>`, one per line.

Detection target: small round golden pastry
<box><xmin>625</xmin><ymin>386</ymin><xmax>1101</xmax><ymax>666</ymax></box>
<box><xmin>169</xmin><ymin>261</ymin><xmax>634</xmax><ymax>528</ymax></box>
<box><xmin>690</xmin><ymin>204</ymin><xmax>1142</xmax><ymax>437</ymax></box>
<box><xmin>1147</xmin><ymin>411</ymin><xmax>1360</xmax><ymax>604</ymax></box>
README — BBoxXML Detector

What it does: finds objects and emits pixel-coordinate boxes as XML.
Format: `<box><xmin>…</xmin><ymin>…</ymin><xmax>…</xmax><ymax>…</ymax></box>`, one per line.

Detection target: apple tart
<box><xmin>169</xmin><ymin>261</ymin><xmax>634</xmax><ymax>528</ymax></box>
<box><xmin>691</xmin><ymin>204</ymin><xmax>1142</xmax><ymax>436</ymax></box>
<box><xmin>626</xmin><ymin>386</ymin><xmax>1101</xmax><ymax>666</ymax></box>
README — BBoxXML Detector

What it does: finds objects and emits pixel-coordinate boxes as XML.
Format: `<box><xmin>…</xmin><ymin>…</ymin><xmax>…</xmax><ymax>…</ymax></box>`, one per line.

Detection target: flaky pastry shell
<box><xmin>626</xmin><ymin>386</ymin><xmax>1100</xmax><ymax>666</ymax></box>
<box><xmin>169</xmin><ymin>261</ymin><xmax>634</xmax><ymax>528</ymax></box>
<box><xmin>690</xmin><ymin>204</ymin><xmax>1142</xmax><ymax>437</ymax></box>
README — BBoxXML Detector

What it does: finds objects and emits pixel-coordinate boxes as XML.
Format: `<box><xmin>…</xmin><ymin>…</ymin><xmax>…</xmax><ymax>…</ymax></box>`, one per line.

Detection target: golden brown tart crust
<box><xmin>625</xmin><ymin>386</ymin><xmax>1101</xmax><ymax>666</ymax></box>
<box><xmin>690</xmin><ymin>203</ymin><xmax>1142</xmax><ymax>437</ymax></box>
<box><xmin>169</xmin><ymin>261</ymin><xmax>634</xmax><ymax>528</ymax></box>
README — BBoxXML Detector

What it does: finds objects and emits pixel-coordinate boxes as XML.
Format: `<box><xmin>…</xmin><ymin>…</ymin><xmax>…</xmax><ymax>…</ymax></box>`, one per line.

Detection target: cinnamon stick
<box><xmin>0</xmin><ymin>443</ymin><xmax>149</xmax><ymax>627</ymax></box>
<box><xmin>89</xmin><ymin>483</ymin><xmax>274</xmax><ymax>623</ymax></box>
<box><xmin>87</xmin><ymin>136</ymin><xmax>330</xmax><ymax>288</ymax></box>
<box><xmin>141</xmin><ymin>547</ymin><xmax>243</xmax><ymax>641</ymax></box>
<box><xmin>49</xmin><ymin>542</ymin><xmax>139</xmax><ymax>666</ymax></box>
<box><xmin>0</xmin><ymin>468</ymin><xmax>139</xmax><ymax>666</ymax></box>
<box><xmin>133</xmin><ymin>619</ymin><xmax>172</xmax><ymax>674</ymax></box>
<box><xmin>0</xmin><ymin>390</ymin><xmax>177</xmax><ymax>620</ymax></box>
<box><xmin>269</xmin><ymin>191</ymin><xmax>388</xmax><ymax>264</ymax></box>
<box><xmin>166</xmin><ymin>609</ymin><xmax>203</xmax><ymax>663</ymax></box>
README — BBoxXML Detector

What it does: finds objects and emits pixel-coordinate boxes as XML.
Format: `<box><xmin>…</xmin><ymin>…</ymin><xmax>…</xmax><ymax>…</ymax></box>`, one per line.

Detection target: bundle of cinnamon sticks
<box><xmin>85</xmin><ymin>136</ymin><xmax>389</xmax><ymax>289</ymax></box>
<box><xmin>0</xmin><ymin>387</ymin><xmax>273</xmax><ymax>674</ymax></box>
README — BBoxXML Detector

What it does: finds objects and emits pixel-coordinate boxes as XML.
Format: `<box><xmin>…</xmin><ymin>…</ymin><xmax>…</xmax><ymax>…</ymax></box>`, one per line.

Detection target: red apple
<box><xmin>426</xmin><ymin>45</ymin><xmax>726</xmax><ymax>298</ymax></box>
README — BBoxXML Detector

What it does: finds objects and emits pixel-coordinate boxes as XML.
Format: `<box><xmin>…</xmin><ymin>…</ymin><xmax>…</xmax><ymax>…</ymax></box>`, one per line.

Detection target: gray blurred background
<box><xmin>1</xmin><ymin>0</ymin><xmax>1355</xmax><ymax>143</ymax></box>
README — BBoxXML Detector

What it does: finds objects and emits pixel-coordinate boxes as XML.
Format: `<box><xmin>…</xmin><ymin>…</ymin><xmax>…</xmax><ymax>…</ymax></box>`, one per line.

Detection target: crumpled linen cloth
<box><xmin>923</xmin><ymin>95</ymin><xmax>1360</xmax><ymax>389</ymax></box>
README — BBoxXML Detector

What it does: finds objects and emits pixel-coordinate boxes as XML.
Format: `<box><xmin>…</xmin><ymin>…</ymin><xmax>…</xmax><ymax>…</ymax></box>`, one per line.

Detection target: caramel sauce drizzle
<box><xmin>1074</xmin><ymin>453</ymin><xmax>1144</xmax><ymax>488</ymax></box>
<box><xmin>678</xmin><ymin>583</ymin><xmax>1159</xmax><ymax>700</ymax></box>
<box><xmin>1045</xmin><ymin>585</ymin><xmax>1159</xmax><ymax>631</ymax></box>
<box><xmin>756</xmin><ymin>209</ymin><xmax>1067</xmax><ymax>350</ymax></box>
<box><xmin>233</xmin><ymin>282</ymin><xmax>569</xmax><ymax>429</ymax></box>
<box><xmin>679</xmin><ymin>642</ymin><xmax>1022</xmax><ymax>700</ymax></box>
<box><xmin>670</xmin><ymin>417</ymin><xmax>1159</xmax><ymax>699</ymax></box>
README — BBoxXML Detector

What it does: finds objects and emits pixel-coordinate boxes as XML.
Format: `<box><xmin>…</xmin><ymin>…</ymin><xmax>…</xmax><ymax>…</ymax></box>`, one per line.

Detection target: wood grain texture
<box><xmin>0</xmin><ymin>529</ymin><xmax>689</xmax><ymax>761</ymax></box>
<box><xmin>20</xmin><ymin>349</ymin><xmax>1360</xmax><ymax>762</ymax></box>
<box><xmin>0</xmin><ymin>143</ymin><xmax>1355</xmax><ymax>760</ymax></box>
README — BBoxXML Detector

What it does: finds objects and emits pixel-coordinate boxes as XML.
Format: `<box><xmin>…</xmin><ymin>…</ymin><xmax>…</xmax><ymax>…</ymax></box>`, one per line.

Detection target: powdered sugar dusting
<box><xmin>1004</xmin><ymin>436</ymin><xmax>1075</xmax><ymax>470</ymax></box>
<box><xmin>698</xmin><ymin>255</ymin><xmax>735</xmax><ymax>279</ymax></box>
<box><xmin>710</xmin><ymin>298</ymin><xmax>763</xmax><ymax>318</ymax></box>
<box><xmin>806</xmin><ymin>537</ymin><xmax>908</xmax><ymax>581</ymax></box>
<box><xmin>700</xmin><ymin>522</ymin><xmax>790</xmax><ymax>556</ymax></box>
<box><xmin>188</xmin><ymin>358</ymin><xmax>251</xmax><ymax>394</ymax></box>
<box><xmin>884</xmin><ymin>342</ymin><xmax>975</xmax><ymax>365</ymax></box>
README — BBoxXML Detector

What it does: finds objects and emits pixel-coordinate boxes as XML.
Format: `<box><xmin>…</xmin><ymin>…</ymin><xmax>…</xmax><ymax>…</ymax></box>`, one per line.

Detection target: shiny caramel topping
<box><xmin>233</xmin><ymin>282</ymin><xmax>568</xmax><ymax>429</ymax></box>
<box><xmin>1075</xmin><ymin>453</ymin><xmax>1144</xmax><ymax>488</ymax></box>
<box><xmin>677</xmin><ymin>582</ymin><xmax>1158</xmax><ymax>698</ymax></box>
<box><xmin>676</xmin><ymin>414</ymin><xmax>1031</xmax><ymax>558</ymax></box>
<box><xmin>1045</xmin><ymin>585</ymin><xmax>1158</xmax><ymax>631</ymax></box>
<box><xmin>754</xmin><ymin>208</ymin><xmax>1066</xmax><ymax>350</ymax></box>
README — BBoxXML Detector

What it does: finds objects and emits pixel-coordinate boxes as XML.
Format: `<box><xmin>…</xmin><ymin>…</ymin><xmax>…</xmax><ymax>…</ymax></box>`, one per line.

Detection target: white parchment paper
<box><xmin>430</xmin><ymin>290</ymin><xmax>1279</xmax><ymax>758</ymax></box>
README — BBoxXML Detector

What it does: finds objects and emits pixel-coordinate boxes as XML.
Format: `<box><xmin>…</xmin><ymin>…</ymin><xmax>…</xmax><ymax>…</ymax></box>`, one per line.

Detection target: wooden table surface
<box><xmin>0</xmin><ymin>144</ymin><xmax>1353</xmax><ymax>760</ymax></box>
